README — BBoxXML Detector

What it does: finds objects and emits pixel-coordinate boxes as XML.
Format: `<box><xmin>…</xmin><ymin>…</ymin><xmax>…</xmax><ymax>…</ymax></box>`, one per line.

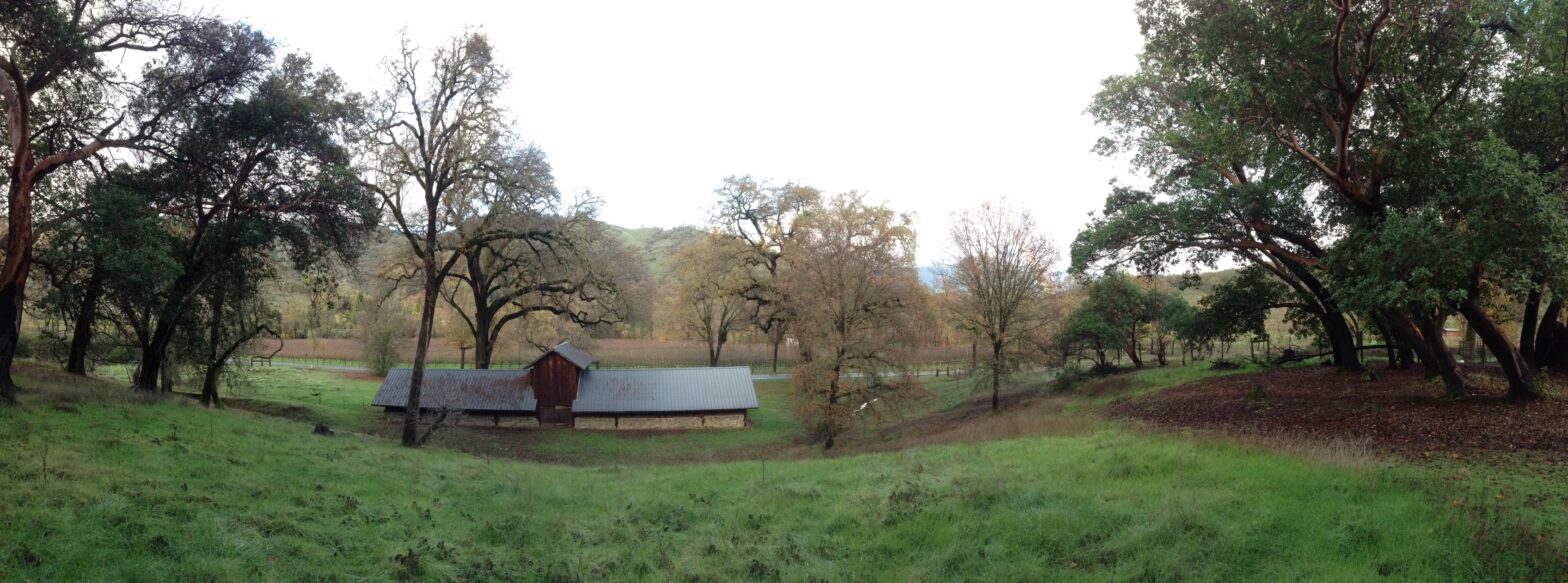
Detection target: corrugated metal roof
<box><xmin>371</xmin><ymin>368</ymin><xmax>536</xmax><ymax>411</ymax></box>
<box><xmin>573</xmin><ymin>366</ymin><xmax>758</xmax><ymax>413</ymax></box>
<box><xmin>546</xmin><ymin>341</ymin><xmax>594</xmax><ymax>369</ymax></box>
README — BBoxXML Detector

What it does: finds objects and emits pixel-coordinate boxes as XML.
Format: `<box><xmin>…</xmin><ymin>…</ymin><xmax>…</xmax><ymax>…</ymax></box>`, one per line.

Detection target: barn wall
<box><xmin>530</xmin><ymin>353</ymin><xmax>581</xmax><ymax>408</ymax></box>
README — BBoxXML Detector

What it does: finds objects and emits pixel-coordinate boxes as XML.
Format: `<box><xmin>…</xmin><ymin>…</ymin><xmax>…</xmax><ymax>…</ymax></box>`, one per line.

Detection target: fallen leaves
<box><xmin>1111</xmin><ymin>366</ymin><xmax>1568</xmax><ymax>458</ymax></box>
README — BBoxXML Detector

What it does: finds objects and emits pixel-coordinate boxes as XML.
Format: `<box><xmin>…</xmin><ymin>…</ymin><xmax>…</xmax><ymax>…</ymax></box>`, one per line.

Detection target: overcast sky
<box><xmin>200</xmin><ymin>1</ymin><xmax>1145</xmax><ymax>265</ymax></box>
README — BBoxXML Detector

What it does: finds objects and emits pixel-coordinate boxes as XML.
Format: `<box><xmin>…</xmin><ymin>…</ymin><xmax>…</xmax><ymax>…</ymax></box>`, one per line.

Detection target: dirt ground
<box><xmin>1111</xmin><ymin>366</ymin><xmax>1568</xmax><ymax>458</ymax></box>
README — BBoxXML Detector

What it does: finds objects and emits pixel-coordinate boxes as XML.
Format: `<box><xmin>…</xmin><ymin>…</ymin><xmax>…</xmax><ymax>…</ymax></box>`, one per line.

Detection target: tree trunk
<box><xmin>770</xmin><ymin>335</ymin><xmax>781</xmax><ymax>374</ymax></box>
<box><xmin>133</xmin><ymin>319</ymin><xmax>182</xmax><ymax>393</ymax></box>
<box><xmin>200</xmin><ymin>363</ymin><xmax>223</xmax><ymax>408</ymax></box>
<box><xmin>1412</xmin><ymin>314</ymin><xmax>1467</xmax><ymax>399</ymax></box>
<box><xmin>991</xmin><ymin>342</ymin><xmax>1003</xmax><ymax>412</ymax></box>
<box><xmin>1521</xmin><ymin>286</ymin><xmax>1543</xmax><ymax>365</ymax></box>
<box><xmin>1388</xmin><ymin>311</ymin><xmax>1465</xmax><ymax>396</ymax></box>
<box><xmin>1533</xmin><ymin>298</ymin><xmax>1564</xmax><ymax>372</ymax></box>
<box><xmin>1459</xmin><ymin>299</ymin><xmax>1541</xmax><ymax>402</ymax></box>
<box><xmin>402</xmin><ymin>261</ymin><xmax>441</xmax><ymax>448</ymax></box>
<box><xmin>160</xmin><ymin>358</ymin><xmax>176</xmax><ymax>393</ymax></box>
<box><xmin>1384</xmin><ymin>313</ymin><xmax>1432</xmax><ymax>375</ymax></box>
<box><xmin>1321</xmin><ymin>307</ymin><xmax>1362</xmax><ymax>372</ymax></box>
<box><xmin>133</xmin><ymin>314</ymin><xmax>186</xmax><ymax>392</ymax></box>
<box><xmin>65</xmin><ymin>262</ymin><xmax>105</xmax><ymax>375</ymax></box>
<box><xmin>131</xmin><ymin>267</ymin><xmax>208</xmax><ymax>392</ymax></box>
<box><xmin>133</xmin><ymin>343</ymin><xmax>163</xmax><ymax>392</ymax></box>
<box><xmin>1124</xmin><ymin>337</ymin><xmax>1143</xmax><ymax>368</ymax></box>
<box><xmin>0</xmin><ymin>282</ymin><xmax>23</xmax><ymax>405</ymax></box>
<box><xmin>712</xmin><ymin>326</ymin><xmax>730</xmax><ymax>367</ymax></box>
<box><xmin>0</xmin><ymin>171</ymin><xmax>35</xmax><ymax>405</ymax></box>
<box><xmin>1280</xmin><ymin>261</ymin><xmax>1362</xmax><ymax>371</ymax></box>
<box><xmin>473</xmin><ymin>333</ymin><xmax>493</xmax><ymax>370</ymax></box>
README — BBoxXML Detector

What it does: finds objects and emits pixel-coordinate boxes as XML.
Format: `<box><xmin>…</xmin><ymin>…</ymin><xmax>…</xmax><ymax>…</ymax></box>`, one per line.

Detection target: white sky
<box><xmin>199</xmin><ymin>1</ymin><xmax>1145</xmax><ymax>265</ymax></box>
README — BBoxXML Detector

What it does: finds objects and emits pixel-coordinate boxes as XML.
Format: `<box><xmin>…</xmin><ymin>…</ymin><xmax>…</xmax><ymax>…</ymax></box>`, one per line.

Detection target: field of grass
<box><xmin>0</xmin><ymin>362</ymin><xmax>1564</xmax><ymax>580</ymax></box>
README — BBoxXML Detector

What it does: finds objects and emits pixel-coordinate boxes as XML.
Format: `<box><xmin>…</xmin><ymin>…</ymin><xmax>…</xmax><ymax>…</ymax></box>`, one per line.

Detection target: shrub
<box><xmin>15</xmin><ymin>333</ymin><xmax>34</xmax><ymax>360</ymax></box>
<box><xmin>357</xmin><ymin>299</ymin><xmax>409</xmax><ymax>376</ymax></box>
<box><xmin>1051</xmin><ymin>365</ymin><xmax>1091</xmax><ymax>392</ymax></box>
<box><xmin>1209</xmin><ymin>359</ymin><xmax>1242</xmax><ymax>370</ymax></box>
<box><xmin>1089</xmin><ymin>362</ymin><xmax>1123</xmax><ymax>375</ymax></box>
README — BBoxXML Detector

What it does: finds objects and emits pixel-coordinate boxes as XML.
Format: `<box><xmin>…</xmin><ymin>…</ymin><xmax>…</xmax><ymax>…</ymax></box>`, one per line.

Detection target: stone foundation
<box><xmin>616</xmin><ymin>415</ymin><xmax>705</xmax><ymax>430</ymax></box>
<box><xmin>496</xmin><ymin>416</ymin><xmax>539</xmax><ymax>429</ymax></box>
<box><xmin>701</xmin><ymin>413</ymin><xmax>747</xmax><ymax>428</ymax></box>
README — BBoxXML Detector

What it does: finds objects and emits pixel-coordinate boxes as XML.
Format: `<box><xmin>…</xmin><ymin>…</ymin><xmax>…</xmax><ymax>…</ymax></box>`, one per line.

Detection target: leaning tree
<box><xmin>1080</xmin><ymin>64</ymin><xmax>1363</xmax><ymax>372</ymax></box>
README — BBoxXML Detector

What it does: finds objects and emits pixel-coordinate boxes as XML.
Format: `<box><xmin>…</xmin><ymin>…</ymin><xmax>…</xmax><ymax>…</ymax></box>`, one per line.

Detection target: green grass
<box><xmin>0</xmin><ymin>364</ymin><xmax>1563</xmax><ymax>580</ymax></box>
<box><xmin>231</xmin><ymin>367</ymin><xmax>387</xmax><ymax>429</ymax></box>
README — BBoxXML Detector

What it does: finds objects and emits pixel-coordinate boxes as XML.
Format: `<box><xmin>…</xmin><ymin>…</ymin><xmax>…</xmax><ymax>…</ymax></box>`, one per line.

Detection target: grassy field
<box><xmin>0</xmin><ymin>363</ymin><xmax>1564</xmax><ymax>580</ymax></box>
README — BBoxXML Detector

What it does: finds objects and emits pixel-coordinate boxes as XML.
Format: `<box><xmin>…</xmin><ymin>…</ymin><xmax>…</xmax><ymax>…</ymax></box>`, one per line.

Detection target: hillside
<box><xmin>607</xmin><ymin>223</ymin><xmax>705</xmax><ymax>277</ymax></box>
<box><xmin>0</xmin><ymin>363</ymin><xmax>1560</xmax><ymax>580</ymax></box>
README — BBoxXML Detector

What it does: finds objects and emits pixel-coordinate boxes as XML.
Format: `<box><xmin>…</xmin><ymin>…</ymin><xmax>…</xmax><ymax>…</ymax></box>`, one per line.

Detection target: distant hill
<box><xmin>605</xmin><ymin>224</ymin><xmax>704</xmax><ymax>277</ymax></box>
<box><xmin>1153</xmin><ymin>268</ymin><xmax>1242</xmax><ymax>303</ymax></box>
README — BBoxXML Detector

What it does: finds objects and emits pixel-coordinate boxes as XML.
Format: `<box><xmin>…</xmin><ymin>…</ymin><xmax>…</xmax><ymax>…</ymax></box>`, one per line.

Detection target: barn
<box><xmin>371</xmin><ymin>341</ymin><xmax>759</xmax><ymax>430</ymax></box>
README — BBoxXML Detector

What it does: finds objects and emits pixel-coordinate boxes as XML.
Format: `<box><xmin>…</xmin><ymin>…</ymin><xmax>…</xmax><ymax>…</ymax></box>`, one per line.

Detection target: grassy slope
<box><xmin>0</xmin><ymin>364</ymin><xmax>1558</xmax><ymax>581</ymax></box>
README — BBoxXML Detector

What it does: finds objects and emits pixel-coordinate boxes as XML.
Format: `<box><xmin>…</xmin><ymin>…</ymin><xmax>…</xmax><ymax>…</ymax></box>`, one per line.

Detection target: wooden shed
<box><xmin>528</xmin><ymin>341</ymin><xmax>592</xmax><ymax>423</ymax></box>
